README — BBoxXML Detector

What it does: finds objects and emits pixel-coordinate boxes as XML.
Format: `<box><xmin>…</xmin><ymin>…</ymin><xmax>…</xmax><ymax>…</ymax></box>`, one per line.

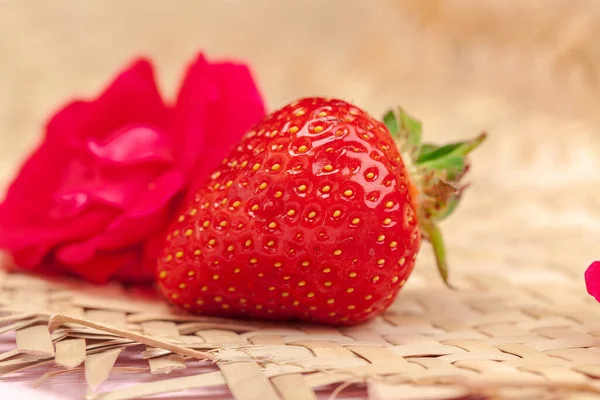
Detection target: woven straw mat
<box><xmin>1</xmin><ymin>1</ymin><xmax>600</xmax><ymax>399</ymax></box>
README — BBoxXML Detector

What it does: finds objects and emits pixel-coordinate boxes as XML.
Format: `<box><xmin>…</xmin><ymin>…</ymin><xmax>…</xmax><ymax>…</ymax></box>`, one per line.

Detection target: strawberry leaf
<box><xmin>422</xmin><ymin>155</ymin><xmax>465</xmax><ymax>181</ymax></box>
<box><xmin>418</xmin><ymin>144</ymin><xmax>439</xmax><ymax>159</ymax></box>
<box><xmin>383</xmin><ymin>110</ymin><xmax>399</xmax><ymax>137</ymax></box>
<box><xmin>398</xmin><ymin>107</ymin><xmax>422</xmax><ymax>147</ymax></box>
<box><xmin>434</xmin><ymin>194</ymin><xmax>461</xmax><ymax>221</ymax></box>
<box><xmin>417</xmin><ymin>133</ymin><xmax>486</xmax><ymax>164</ymax></box>
<box><xmin>383</xmin><ymin>107</ymin><xmax>422</xmax><ymax>150</ymax></box>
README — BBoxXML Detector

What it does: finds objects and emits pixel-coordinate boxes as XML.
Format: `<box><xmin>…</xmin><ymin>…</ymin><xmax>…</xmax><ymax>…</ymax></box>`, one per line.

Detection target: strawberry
<box><xmin>156</xmin><ymin>97</ymin><xmax>485</xmax><ymax>325</ymax></box>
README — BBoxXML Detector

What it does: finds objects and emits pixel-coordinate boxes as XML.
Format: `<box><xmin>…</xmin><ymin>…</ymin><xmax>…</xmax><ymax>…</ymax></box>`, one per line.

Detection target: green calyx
<box><xmin>383</xmin><ymin>107</ymin><xmax>487</xmax><ymax>288</ymax></box>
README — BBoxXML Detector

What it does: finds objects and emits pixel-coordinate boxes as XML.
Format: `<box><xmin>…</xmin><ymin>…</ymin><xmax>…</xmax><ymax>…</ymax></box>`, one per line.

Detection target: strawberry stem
<box><xmin>420</xmin><ymin>219</ymin><xmax>454</xmax><ymax>289</ymax></box>
<box><xmin>383</xmin><ymin>107</ymin><xmax>486</xmax><ymax>287</ymax></box>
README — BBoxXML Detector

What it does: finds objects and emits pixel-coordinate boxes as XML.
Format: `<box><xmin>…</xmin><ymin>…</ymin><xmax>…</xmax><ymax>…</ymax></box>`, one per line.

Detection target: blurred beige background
<box><xmin>0</xmin><ymin>0</ymin><xmax>598</xmax><ymax>285</ymax></box>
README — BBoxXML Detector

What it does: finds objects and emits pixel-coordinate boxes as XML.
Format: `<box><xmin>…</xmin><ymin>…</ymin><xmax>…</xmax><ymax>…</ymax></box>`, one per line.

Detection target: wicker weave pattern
<box><xmin>1</xmin><ymin>265</ymin><xmax>600</xmax><ymax>399</ymax></box>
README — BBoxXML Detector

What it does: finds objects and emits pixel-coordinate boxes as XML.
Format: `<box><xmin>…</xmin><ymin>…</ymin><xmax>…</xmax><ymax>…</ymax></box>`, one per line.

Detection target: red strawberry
<box><xmin>156</xmin><ymin>97</ymin><xmax>485</xmax><ymax>325</ymax></box>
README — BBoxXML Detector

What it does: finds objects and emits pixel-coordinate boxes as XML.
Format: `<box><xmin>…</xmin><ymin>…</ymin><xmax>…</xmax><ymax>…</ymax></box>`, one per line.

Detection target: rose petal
<box><xmin>46</xmin><ymin>59</ymin><xmax>171</xmax><ymax>211</ymax></box>
<box><xmin>585</xmin><ymin>261</ymin><xmax>600</xmax><ymax>302</ymax></box>
<box><xmin>59</xmin><ymin>169</ymin><xmax>185</xmax><ymax>259</ymax></box>
<box><xmin>4</xmin><ymin>254</ymin><xmax>66</xmax><ymax>280</ymax></box>
<box><xmin>97</xmin><ymin>169</ymin><xmax>185</xmax><ymax>246</ymax></box>
<box><xmin>142</xmin><ymin>230</ymin><xmax>169</xmax><ymax>278</ymax></box>
<box><xmin>0</xmin><ymin>103</ymin><xmax>85</xmax><ymax>222</ymax></box>
<box><xmin>58</xmin><ymin>246</ymin><xmax>147</xmax><ymax>284</ymax></box>
<box><xmin>112</xmin><ymin>252</ymin><xmax>155</xmax><ymax>283</ymax></box>
<box><xmin>87</xmin><ymin>125</ymin><xmax>174</xmax><ymax>166</ymax></box>
<box><xmin>42</xmin><ymin>59</ymin><xmax>168</xmax><ymax>146</ymax></box>
<box><xmin>0</xmin><ymin>205</ymin><xmax>119</xmax><ymax>262</ymax></box>
<box><xmin>171</xmin><ymin>53</ymin><xmax>266</xmax><ymax>185</ymax></box>
<box><xmin>11</xmin><ymin>246</ymin><xmax>59</xmax><ymax>272</ymax></box>
<box><xmin>56</xmin><ymin>243</ymin><xmax>153</xmax><ymax>284</ymax></box>
<box><xmin>72</xmin><ymin>59</ymin><xmax>169</xmax><ymax>143</ymax></box>
<box><xmin>3</xmin><ymin>197</ymin><xmax>158</xmax><ymax>275</ymax></box>
<box><xmin>41</xmin><ymin>58</ymin><xmax>170</xmax><ymax>210</ymax></box>
<box><xmin>55</xmin><ymin>160</ymin><xmax>167</xmax><ymax>210</ymax></box>
<box><xmin>55</xmin><ymin>240</ymin><xmax>96</xmax><ymax>265</ymax></box>
<box><xmin>0</xmin><ymin>58</ymin><xmax>170</xmax><ymax>275</ymax></box>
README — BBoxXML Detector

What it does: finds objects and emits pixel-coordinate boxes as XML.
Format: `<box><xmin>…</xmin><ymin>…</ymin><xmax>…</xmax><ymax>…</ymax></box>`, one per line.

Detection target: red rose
<box><xmin>0</xmin><ymin>53</ymin><xmax>266</xmax><ymax>284</ymax></box>
<box><xmin>585</xmin><ymin>261</ymin><xmax>600</xmax><ymax>302</ymax></box>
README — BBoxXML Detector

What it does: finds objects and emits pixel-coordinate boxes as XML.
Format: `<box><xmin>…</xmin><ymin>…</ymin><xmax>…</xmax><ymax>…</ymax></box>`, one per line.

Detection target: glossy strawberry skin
<box><xmin>156</xmin><ymin>97</ymin><xmax>420</xmax><ymax>325</ymax></box>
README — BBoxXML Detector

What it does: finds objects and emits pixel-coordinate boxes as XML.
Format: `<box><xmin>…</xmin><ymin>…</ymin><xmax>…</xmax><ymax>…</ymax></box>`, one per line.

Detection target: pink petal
<box><xmin>585</xmin><ymin>261</ymin><xmax>600</xmax><ymax>302</ymax></box>
<box><xmin>55</xmin><ymin>159</ymin><xmax>164</xmax><ymax>210</ymax></box>
<box><xmin>44</xmin><ymin>59</ymin><xmax>168</xmax><ymax>145</ymax></box>
<box><xmin>58</xmin><ymin>169</ymin><xmax>185</xmax><ymax>260</ymax></box>
<box><xmin>0</xmin><ymin>204</ymin><xmax>119</xmax><ymax>261</ymax></box>
<box><xmin>171</xmin><ymin>53</ymin><xmax>266</xmax><ymax>185</ymax></box>
<box><xmin>0</xmin><ymin>57</ymin><xmax>170</xmax><ymax>277</ymax></box>
<box><xmin>0</xmin><ymin>104</ymin><xmax>85</xmax><ymax>222</ymax></box>
<box><xmin>97</xmin><ymin>169</ymin><xmax>185</xmax><ymax>247</ymax></box>
<box><xmin>111</xmin><ymin>252</ymin><xmax>155</xmax><ymax>283</ymax></box>
<box><xmin>87</xmin><ymin>125</ymin><xmax>174</xmax><ymax>166</ymax></box>
<box><xmin>55</xmin><ymin>240</ymin><xmax>97</xmax><ymax>265</ymax></box>
<box><xmin>59</xmin><ymin>246</ymin><xmax>147</xmax><ymax>284</ymax></box>
<box><xmin>71</xmin><ymin>59</ymin><xmax>169</xmax><ymax>143</ymax></box>
<box><xmin>0</xmin><ymin>209</ymin><xmax>101</xmax><ymax>254</ymax></box>
<box><xmin>142</xmin><ymin>231</ymin><xmax>168</xmax><ymax>278</ymax></box>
